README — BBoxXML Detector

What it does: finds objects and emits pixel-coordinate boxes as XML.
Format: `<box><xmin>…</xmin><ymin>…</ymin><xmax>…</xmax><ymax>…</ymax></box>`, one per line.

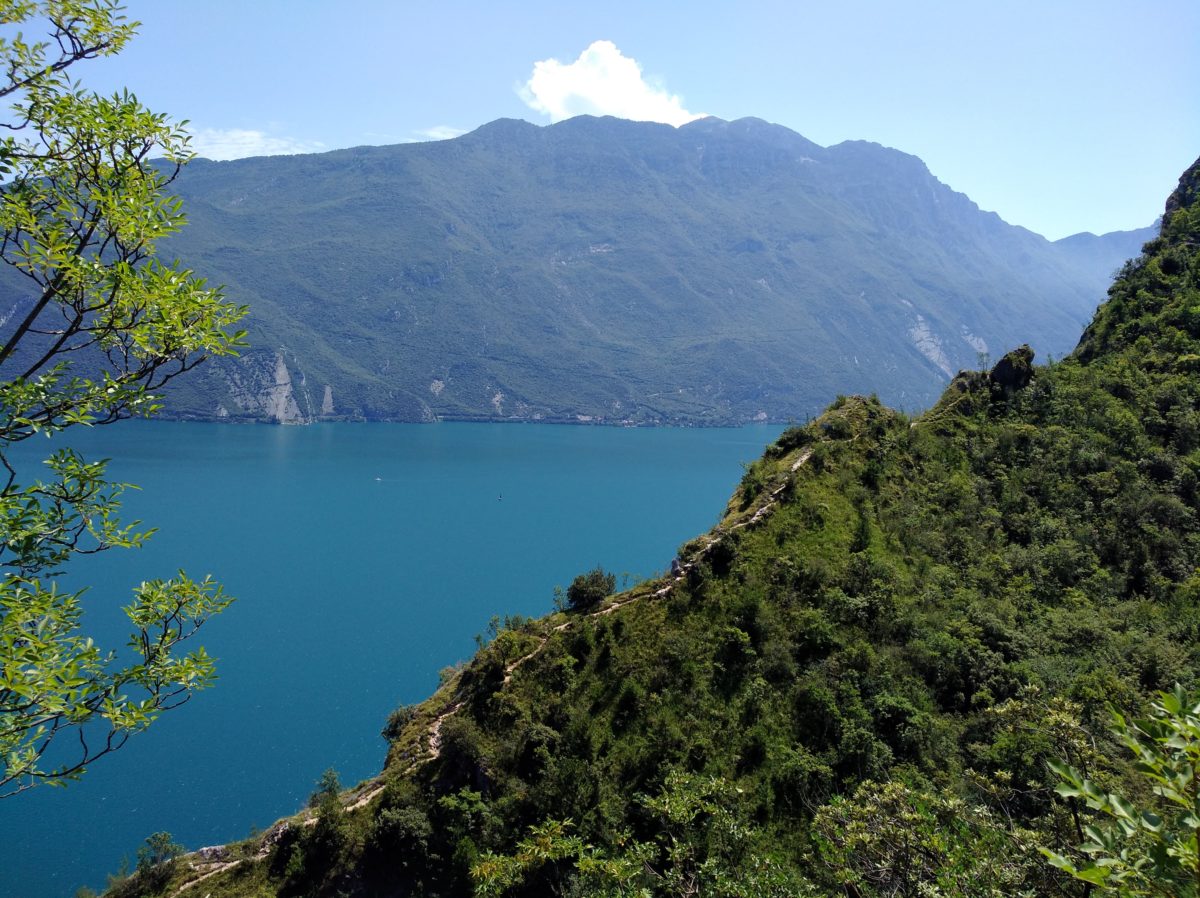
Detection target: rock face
<box><xmin>988</xmin><ymin>344</ymin><xmax>1035</xmax><ymax>393</ymax></box>
<box><xmin>1164</xmin><ymin>155</ymin><xmax>1200</xmax><ymax>222</ymax></box>
<box><xmin>154</xmin><ymin>116</ymin><xmax>1155</xmax><ymax>423</ymax></box>
<box><xmin>216</xmin><ymin>351</ymin><xmax>306</xmax><ymax>423</ymax></box>
<box><xmin>265</xmin><ymin>353</ymin><xmax>304</xmax><ymax>423</ymax></box>
<box><xmin>908</xmin><ymin>315</ymin><xmax>954</xmax><ymax>377</ymax></box>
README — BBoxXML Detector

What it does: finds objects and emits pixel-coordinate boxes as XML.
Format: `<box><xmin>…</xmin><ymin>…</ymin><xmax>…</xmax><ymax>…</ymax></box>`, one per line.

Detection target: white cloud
<box><xmin>414</xmin><ymin>125</ymin><xmax>467</xmax><ymax>141</ymax></box>
<box><xmin>520</xmin><ymin>40</ymin><xmax>702</xmax><ymax>127</ymax></box>
<box><xmin>188</xmin><ymin>128</ymin><xmax>325</xmax><ymax>161</ymax></box>
<box><xmin>375</xmin><ymin>126</ymin><xmax>468</xmax><ymax>145</ymax></box>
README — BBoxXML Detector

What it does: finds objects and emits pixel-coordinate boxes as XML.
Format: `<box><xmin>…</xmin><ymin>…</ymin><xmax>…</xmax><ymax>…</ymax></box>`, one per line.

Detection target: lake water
<box><xmin>0</xmin><ymin>420</ymin><xmax>782</xmax><ymax>898</ymax></box>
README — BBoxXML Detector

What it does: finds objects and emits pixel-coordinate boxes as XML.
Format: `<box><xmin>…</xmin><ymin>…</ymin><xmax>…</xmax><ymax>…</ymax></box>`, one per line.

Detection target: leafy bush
<box><xmin>813</xmin><ymin>781</ymin><xmax>1046</xmax><ymax>897</ymax></box>
<box><xmin>1044</xmin><ymin>684</ymin><xmax>1200</xmax><ymax>896</ymax></box>
<box><xmin>382</xmin><ymin>703</ymin><xmax>419</xmax><ymax>742</ymax></box>
<box><xmin>563</xmin><ymin>567</ymin><xmax>616</xmax><ymax>610</ymax></box>
<box><xmin>105</xmin><ymin>832</ymin><xmax>184</xmax><ymax>897</ymax></box>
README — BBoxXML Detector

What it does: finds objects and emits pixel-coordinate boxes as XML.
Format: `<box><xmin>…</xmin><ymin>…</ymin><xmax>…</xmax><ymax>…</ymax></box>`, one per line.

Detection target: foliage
<box><xmin>104</xmin><ymin>831</ymin><xmax>183</xmax><ymax>897</ymax></box>
<box><xmin>967</xmin><ymin>685</ymin><xmax>1104</xmax><ymax>824</ymax></box>
<box><xmin>812</xmin><ymin>780</ymin><xmax>1047</xmax><ymax>897</ymax></box>
<box><xmin>278</xmin><ymin>768</ymin><xmax>353</xmax><ymax>896</ymax></box>
<box><xmin>135</xmin><ymin>831</ymin><xmax>183</xmax><ymax>874</ymax></box>
<box><xmin>562</xmin><ymin>566</ymin><xmax>616</xmax><ymax>611</ymax></box>
<box><xmin>1044</xmin><ymin>684</ymin><xmax>1200</xmax><ymax>896</ymax></box>
<box><xmin>308</xmin><ymin>767</ymin><xmax>341</xmax><ymax>809</ymax></box>
<box><xmin>382</xmin><ymin>702</ymin><xmax>419</xmax><ymax>742</ymax></box>
<box><xmin>0</xmin><ymin>0</ymin><xmax>245</xmax><ymax>796</ymax></box>
<box><xmin>472</xmin><ymin>771</ymin><xmax>814</xmax><ymax>898</ymax></box>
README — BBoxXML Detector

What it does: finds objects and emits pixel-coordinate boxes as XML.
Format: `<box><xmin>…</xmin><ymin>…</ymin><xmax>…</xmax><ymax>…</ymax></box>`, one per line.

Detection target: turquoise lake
<box><xmin>0</xmin><ymin>420</ymin><xmax>782</xmax><ymax>898</ymax></box>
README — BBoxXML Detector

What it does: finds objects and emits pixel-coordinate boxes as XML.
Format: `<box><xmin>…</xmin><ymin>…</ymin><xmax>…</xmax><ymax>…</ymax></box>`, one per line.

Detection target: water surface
<box><xmin>0</xmin><ymin>420</ymin><xmax>781</xmax><ymax>898</ymax></box>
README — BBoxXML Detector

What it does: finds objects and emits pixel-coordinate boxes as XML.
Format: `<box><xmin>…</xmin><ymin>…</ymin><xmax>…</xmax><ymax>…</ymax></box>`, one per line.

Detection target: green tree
<box><xmin>102</xmin><ymin>830</ymin><xmax>183</xmax><ymax>897</ymax></box>
<box><xmin>135</xmin><ymin>831</ymin><xmax>183</xmax><ymax>875</ymax></box>
<box><xmin>0</xmin><ymin>0</ymin><xmax>245</xmax><ymax>796</ymax></box>
<box><xmin>309</xmin><ymin>767</ymin><xmax>342</xmax><ymax>809</ymax></box>
<box><xmin>812</xmin><ymin>779</ymin><xmax>1047</xmax><ymax>897</ymax></box>
<box><xmin>282</xmin><ymin>767</ymin><xmax>350</xmax><ymax>891</ymax></box>
<box><xmin>472</xmin><ymin>772</ymin><xmax>812</xmax><ymax>897</ymax></box>
<box><xmin>1044</xmin><ymin>684</ymin><xmax>1200</xmax><ymax>897</ymax></box>
<box><xmin>561</xmin><ymin>566</ymin><xmax>616</xmax><ymax>611</ymax></box>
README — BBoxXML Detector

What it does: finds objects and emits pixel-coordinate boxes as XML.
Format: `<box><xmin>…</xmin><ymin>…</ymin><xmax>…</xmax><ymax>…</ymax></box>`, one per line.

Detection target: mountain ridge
<box><xmin>145</xmin><ymin>115</ymin><xmax>1154</xmax><ymax>425</ymax></box>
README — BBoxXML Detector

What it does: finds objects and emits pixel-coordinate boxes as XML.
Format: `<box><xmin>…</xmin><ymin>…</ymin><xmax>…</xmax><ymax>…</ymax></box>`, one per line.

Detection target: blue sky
<box><xmin>75</xmin><ymin>0</ymin><xmax>1200</xmax><ymax>240</ymax></box>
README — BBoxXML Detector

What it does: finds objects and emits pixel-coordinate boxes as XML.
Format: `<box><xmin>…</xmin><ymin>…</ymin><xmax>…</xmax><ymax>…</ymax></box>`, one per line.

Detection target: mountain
<box><xmin>109</xmin><ymin>157</ymin><xmax>1200</xmax><ymax>896</ymax></box>
<box><xmin>1053</xmin><ymin>221</ymin><xmax>1158</xmax><ymax>283</ymax></box>
<box><xmin>151</xmin><ymin>116</ymin><xmax>1151</xmax><ymax>424</ymax></box>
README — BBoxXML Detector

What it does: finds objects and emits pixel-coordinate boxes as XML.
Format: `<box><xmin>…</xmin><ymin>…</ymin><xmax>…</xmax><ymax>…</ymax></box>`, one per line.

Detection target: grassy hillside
<box><xmin>143</xmin><ymin>116</ymin><xmax>1150</xmax><ymax>425</ymax></box>
<box><xmin>108</xmin><ymin>157</ymin><xmax>1198</xmax><ymax>897</ymax></box>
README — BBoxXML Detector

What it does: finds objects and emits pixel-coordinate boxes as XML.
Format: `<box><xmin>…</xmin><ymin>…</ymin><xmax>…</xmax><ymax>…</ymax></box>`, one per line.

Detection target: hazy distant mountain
<box><xmin>154</xmin><ymin>116</ymin><xmax>1151</xmax><ymax>424</ymax></box>
<box><xmin>1053</xmin><ymin>222</ymin><xmax>1158</xmax><ymax>283</ymax></box>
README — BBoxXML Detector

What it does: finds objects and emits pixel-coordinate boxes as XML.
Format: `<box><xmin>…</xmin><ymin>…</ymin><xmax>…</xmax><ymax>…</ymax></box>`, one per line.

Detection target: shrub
<box><xmin>1044</xmin><ymin>684</ymin><xmax>1200</xmax><ymax>895</ymax></box>
<box><xmin>564</xmin><ymin>567</ymin><xmax>616</xmax><ymax>610</ymax></box>
<box><xmin>382</xmin><ymin>704</ymin><xmax>419</xmax><ymax>742</ymax></box>
<box><xmin>105</xmin><ymin>832</ymin><xmax>183</xmax><ymax>897</ymax></box>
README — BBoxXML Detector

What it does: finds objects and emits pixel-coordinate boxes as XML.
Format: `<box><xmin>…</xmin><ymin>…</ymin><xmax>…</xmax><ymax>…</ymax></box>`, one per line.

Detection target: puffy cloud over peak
<box><xmin>520</xmin><ymin>40</ymin><xmax>702</xmax><ymax>127</ymax></box>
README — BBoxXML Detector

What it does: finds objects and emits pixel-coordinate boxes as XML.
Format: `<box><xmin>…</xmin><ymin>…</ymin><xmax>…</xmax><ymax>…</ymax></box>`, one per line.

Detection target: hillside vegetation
<box><xmin>137</xmin><ymin>116</ymin><xmax>1150</xmax><ymax>424</ymax></box>
<box><xmin>111</xmin><ymin>158</ymin><xmax>1199</xmax><ymax>897</ymax></box>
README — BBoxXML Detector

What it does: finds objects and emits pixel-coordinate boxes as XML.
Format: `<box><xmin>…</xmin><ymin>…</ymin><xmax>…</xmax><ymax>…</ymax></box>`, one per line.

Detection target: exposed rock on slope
<box><xmin>214</xmin><ymin>351</ymin><xmax>306</xmax><ymax>423</ymax></box>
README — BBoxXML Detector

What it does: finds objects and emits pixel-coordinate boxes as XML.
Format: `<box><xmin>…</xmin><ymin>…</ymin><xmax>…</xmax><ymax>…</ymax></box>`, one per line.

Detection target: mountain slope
<box><xmin>1053</xmin><ymin>221</ymin><xmax>1158</xmax><ymax>284</ymax></box>
<box><xmin>117</xmin><ymin>156</ymin><xmax>1200</xmax><ymax>896</ymax></box>
<box><xmin>152</xmin><ymin>117</ymin><xmax>1149</xmax><ymax>424</ymax></box>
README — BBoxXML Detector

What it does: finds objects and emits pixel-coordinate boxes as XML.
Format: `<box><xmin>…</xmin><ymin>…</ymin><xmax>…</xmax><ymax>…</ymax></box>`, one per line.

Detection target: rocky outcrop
<box><xmin>1163</xmin><ymin>155</ymin><xmax>1200</xmax><ymax>227</ymax></box>
<box><xmin>988</xmin><ymin>344</ymin><xmax>1035</xmax><ymax>393</ymax></box>
<box><xmin>265</xmin><ymin>353</ymin><xmax>303</xmax><ymax>422</ymax></box>
<box><xmin>219</xmin><ymin>351</ymin><xmax>306</xmax><ymax>423</ymax></box>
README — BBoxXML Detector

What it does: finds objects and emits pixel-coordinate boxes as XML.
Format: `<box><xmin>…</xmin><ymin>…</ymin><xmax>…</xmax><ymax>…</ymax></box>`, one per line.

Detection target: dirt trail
<box><xmin>345</xmin><ymin>781</ymin><xmax>386</xmax><ymax>812</ymax></box>
<box><xmin>171</xmin><ymin>855</ymin><xmax>246</xmax><ymax>896</ymax></box>
<box><xmin>493</xmin><ymin>448</ymin><xmax>810</xmax><ymax>699</ymax></box>
<box><xmin>426</xmin><ymin>701</ymin><xmax>463</xmax><ymax>757</ymax></box>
